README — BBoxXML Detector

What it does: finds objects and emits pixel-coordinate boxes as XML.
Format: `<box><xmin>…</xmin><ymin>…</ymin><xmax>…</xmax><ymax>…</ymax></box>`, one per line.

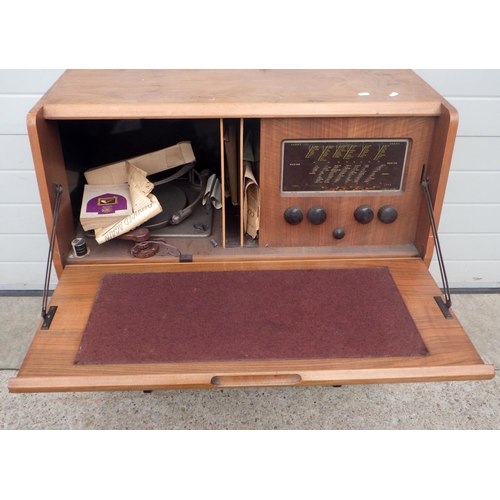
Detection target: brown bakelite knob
<box><xmin>354</xmin><ymin>205</ymin><xmax>374</xmax><ymax>224</ymax></box>
<box><xmin>333</xmin><ymin>228</ymin><xmax>345</xmax><ymax>240</ymax></box>
<box><xmin>284</xmin><ymin>206</ymin><xmax>304</xmax><ymax>225</ymax></box>
<box><xmin>307</xmin><ymin>206</ymin><xmax>327</xmax><ymax>225</ymax></box>
<box><xmin>378</xmin><ymin>205</ymin><xmax>398</xmax><ymax>224</ymax></box>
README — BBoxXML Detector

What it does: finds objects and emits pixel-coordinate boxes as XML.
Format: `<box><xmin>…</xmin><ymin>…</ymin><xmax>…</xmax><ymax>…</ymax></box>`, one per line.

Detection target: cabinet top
<box><xmin>33</xmin><ymin>69</ymin><xmax>449</xmax><ymax>119</ymax></box>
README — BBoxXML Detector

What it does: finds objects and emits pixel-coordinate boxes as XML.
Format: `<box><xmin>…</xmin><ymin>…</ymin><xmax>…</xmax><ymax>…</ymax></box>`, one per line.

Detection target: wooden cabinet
<box><xmin>8</xmin><ymin>70</ymin><xmax>494</xmax><ymax>392</ymax></box>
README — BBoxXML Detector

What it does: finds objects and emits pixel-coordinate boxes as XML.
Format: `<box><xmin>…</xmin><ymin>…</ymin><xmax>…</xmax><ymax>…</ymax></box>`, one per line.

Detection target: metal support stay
<box><xmin>41</xmin><ymin>183</ymin><xmax>63</xmax><ymax>330</ymax></box>
<box><xmin>421</xmin><ymin>170</ymin><xmax>453</xmax><ymax>319</ymax></box>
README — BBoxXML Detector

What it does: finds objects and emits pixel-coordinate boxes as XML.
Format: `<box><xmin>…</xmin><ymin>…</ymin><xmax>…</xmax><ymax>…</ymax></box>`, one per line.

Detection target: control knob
<box><xmin>284</xmin><ymin>206</ymin><xmax>304</xmax><ymax>225</ymax></box>
<box><xmin>378</xmin><ymin>205</ymin><xmax>398</xmax><ymax>224</ymax></box>
<box><xmin>307</xmin><ymin>206</ymin><xmax>327</xmax><ymax>225</ymax></box>
<box><xmin>333</xmin><ymin>228</ymin><xmax>345</xmax><ymax>240</ymax></box>
<box><xmin>354</xmin><ymin>205</ymin><xmax>374</xmax><ymax>224</ymax></box>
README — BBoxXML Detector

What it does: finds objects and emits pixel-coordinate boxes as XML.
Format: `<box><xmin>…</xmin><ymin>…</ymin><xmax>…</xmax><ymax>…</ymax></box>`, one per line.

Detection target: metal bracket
<box><xmin>434</xmin><ymin>296</ymin><xmax>453</xmax><ymax>319</ymax></box>
<box><xmin>41</xmin><ymin>305</ymin><xmax>58</xmax><ymax>330</ymax></box>
<box><xmin>421</xmin><ymin>168</ymin><xmax>452</xmax><ymax>319</ymax></box>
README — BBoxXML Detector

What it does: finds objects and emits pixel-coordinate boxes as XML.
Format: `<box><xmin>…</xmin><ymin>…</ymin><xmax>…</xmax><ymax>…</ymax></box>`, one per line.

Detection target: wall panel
<box><xmin>0</xmin><ymin>70</ymin><xmax>62</xmax><ymax>290</ymax></box>
<box><xmin>0</xmin><ymin>70</ymin><xmax>499</xmax><ymax>289</ymax></box>
<box><xmin>415</xmin><ymin>70</ymin><xmax>500</xmax><ymax>289</ymax></box>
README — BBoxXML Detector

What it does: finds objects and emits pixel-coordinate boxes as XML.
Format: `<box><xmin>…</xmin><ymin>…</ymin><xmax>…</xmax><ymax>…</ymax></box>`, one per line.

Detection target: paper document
<box><xmin>80</xmin><ymin>183</ymin><xmax>133</xmax><ymax>231</ymax></box>
<box><xmin>126</xmin><ymin>162</ymin><xmax>155</xmax><ymax>211</ymax></box>
<box><xmin>94</xmin><ymin>194</ymin><xmax>163</xmax><ymax>244</ymax></box>
<box><xmin>243</xmin><ymin>162</ymin><xmax>260</xmax><ymax>239</ymax></box>
<box><xmin>82</xmin><ymin>161</ymin><xmax>163</xmax><ymax>243</ymax></box>
<box><xmin>84</xmin><ymin>141</ymin><xmax>196</xmax><ymax>184</ymax></box>
<box><xmin>202</xmin><ymin>174</ymin><xmax>222</xmax><ymax>209</ymax></box>
<box><xmin>242</xmin><ymin>130</ymin><xmax>259</xmax><ymax>238</ymax></box>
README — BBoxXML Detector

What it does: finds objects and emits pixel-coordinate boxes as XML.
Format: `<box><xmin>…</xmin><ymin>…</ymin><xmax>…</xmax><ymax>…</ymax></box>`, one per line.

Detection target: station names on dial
<box><xmin>282</xmin><ymin>139</ymin><xmax>409</xmax><ymax>193</ymax></box>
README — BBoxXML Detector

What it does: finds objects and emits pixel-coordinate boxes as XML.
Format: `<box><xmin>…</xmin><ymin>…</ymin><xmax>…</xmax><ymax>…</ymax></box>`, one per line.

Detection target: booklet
<box><xmin>80</xmin><ymin>183</ymin><xmax>132</xmax><ymax>231</ymax></box>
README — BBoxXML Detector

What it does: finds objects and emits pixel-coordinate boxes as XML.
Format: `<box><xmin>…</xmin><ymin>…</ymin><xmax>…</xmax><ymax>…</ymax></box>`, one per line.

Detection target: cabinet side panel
<box><xmin>27</xmin><ymin>110</ymin><xmax>75</xmax><ymax>276</ymax></box>
<box><xmin>415</xmin><ymin>103</ymin><xmax>459</xmax><ymax>265</ymax></box>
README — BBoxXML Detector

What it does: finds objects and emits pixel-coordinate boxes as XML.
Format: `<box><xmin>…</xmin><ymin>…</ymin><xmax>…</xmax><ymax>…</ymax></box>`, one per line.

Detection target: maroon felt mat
<box><xmin>74</xmin><ymin>267</ymin><xmax>428</xmax><ymax>365</ymax></box>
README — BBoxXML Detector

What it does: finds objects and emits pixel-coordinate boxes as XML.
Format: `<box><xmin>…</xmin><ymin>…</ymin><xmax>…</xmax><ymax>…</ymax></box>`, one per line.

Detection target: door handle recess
<box><xmin>210</xmin><ymin>374</ymin><xmax>302</xmax><ymax>388</ymax></box>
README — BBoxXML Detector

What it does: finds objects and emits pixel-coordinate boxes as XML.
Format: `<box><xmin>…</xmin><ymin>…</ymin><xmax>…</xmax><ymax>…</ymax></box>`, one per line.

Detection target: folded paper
<box><xmin>84</xmin><ymin>142</ymin><xmax>196</xmax><ymax>184</ymax></box>
<box><xmin>202</xmin><ymin>174</ymin><xmax>222</xmax><ymax>209</ymax></box>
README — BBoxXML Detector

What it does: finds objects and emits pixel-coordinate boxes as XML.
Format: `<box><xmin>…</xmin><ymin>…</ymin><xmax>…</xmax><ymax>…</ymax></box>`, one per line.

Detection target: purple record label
<box><xmin>86</xmin><ymin>193</ymin><xmax>128</xmax><ymax>214</ymax></box>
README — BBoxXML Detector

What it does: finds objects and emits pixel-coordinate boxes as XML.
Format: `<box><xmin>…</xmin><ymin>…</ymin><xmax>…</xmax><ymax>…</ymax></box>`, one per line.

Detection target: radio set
<box><xmin>9</xmin><ymin>70</ymin><xmax>494</xmax><ymax>394</ymax></box>
<box><xmin>259</xmin><ymin>119</ymin><xmax>431</xmax><ymax>249</ymax></box>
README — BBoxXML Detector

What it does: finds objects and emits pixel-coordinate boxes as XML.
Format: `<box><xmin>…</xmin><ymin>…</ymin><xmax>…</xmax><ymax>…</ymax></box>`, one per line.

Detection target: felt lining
<box><xmin>74</xmin><ymin>267</ymin><xmax>428</xmax><ymax>365</ymax></box>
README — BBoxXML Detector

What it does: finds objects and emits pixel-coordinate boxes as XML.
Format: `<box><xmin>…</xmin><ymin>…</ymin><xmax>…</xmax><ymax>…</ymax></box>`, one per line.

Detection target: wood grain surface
<box><xmin>37</xmin><ymin>70</ymin><xmax>446</xmax><ymax>119</ymax></box>
<box><xmin>14</xmin><ymin>70</ymin><xmax>481</xmax><ymax>393</ymax></box>
<box><xmin>259</xmin><ymin>117</ymin><xmax>435</xmax><ymax>249</ymax></box>
<box><xmin>9</xmin><ymin>258</ymin><xmax>494</xmax><ymax>392</ymax></box>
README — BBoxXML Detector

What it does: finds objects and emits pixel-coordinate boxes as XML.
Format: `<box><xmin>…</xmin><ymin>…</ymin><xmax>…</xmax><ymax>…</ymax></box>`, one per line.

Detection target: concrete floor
<box><xmin>1</xmin><ymin>293</ymin><xmax>499</xmax><ymax>430</ymax></box>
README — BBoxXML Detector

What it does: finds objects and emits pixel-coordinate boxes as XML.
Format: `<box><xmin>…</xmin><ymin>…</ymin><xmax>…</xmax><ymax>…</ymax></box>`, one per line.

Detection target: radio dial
<box><xmin>354</xmin><ymin>205</ymin><xmax>374</xmax><ymax>224</ymax></box>
<box><xmin>378</xmin><ymin>205</ymin><xmax>398</xmax><ymax>224</ymax></box>
<box><xmin>307</xmin><ymin>206</ymin><xmax>327</xmax><ymax>225</ymax></box>
<box><xmin>284</xmin><ymin>206</ymin><xmax>304</xmax><ymax>225</ymax></box>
